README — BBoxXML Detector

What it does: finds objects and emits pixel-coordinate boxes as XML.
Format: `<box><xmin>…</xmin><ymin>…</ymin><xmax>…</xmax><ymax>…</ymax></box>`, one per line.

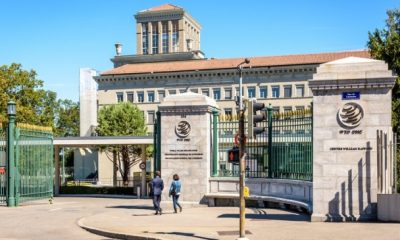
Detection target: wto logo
<box><xmin>337</xmin><ymin>102</ymin><xmax>364</xmax><ymax>129</ymax></box>
<box><xmin>175</xmin><ymin>121</ymin><xmax>191</xmax><ymax>138</ymax></box>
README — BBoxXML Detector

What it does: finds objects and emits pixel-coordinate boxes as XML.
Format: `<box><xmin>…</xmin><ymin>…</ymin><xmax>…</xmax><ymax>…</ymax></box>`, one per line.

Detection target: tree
<box><xmin>367</xmin><ymin>9</ymin><xmax>400</xmax><ymax>131</ymax></box>
<box><xmin>96</xmin><ymin>102</ymin><xmax>148</xmax><ymax>185</ymax></box>
<box><xmin>54</xmin><ymin>99</ymin><xmax>79</xmax><ymax>137</ymax></box>
<box><xmin>368</xmin><ymin>8</ymin><xmax>400</xmax><ymax>192</ymax></box>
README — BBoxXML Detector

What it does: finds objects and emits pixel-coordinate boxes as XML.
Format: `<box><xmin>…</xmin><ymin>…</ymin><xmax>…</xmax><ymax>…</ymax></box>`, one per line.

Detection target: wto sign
<box><xmin>175</xmin><ymin>120</ymin><xmax>191</xmax><ymax>138</ymax></box>
<box><xmin>337</xmin><ymin>102</ymin><xmax>364</xmax><ymax>133</ymax></box>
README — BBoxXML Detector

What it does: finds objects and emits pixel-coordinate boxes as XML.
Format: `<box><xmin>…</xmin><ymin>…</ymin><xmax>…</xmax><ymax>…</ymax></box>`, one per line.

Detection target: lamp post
<box><xmin>6</xmin><ymin>101</ymin><xmax>16</xmax><ymax>207</ymax></box>
<box><xmin>237</xmin><ymin>59</ymin><xmax>250</xmax><ymax>239</ymax></box>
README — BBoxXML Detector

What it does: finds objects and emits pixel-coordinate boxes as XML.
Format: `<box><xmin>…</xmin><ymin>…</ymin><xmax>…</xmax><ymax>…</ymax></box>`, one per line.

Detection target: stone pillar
<box><xmin>310</xmin><ymin>57</ymin><xmax>396</xmax><ymax>221</ymax></box>
<box><xmin>148</xmin><ymin>22</ymin><xmax>153</xmax><ymax>55</ymax></box>
<box><xmin>158</xmin><ymin>92</ymin><xmax>218</xmax><ymax>203</ymax></box>
<box><xmin>158</xmin><ymin>21</ymin><xmax>163</xmax><ymax>54</ymax></box>
<box><xmin>136</xmin><ymin>22</ymin><xmax>142</xmax><ymax>55</ymax></box>
<box><xmin>168</xmin><ymin>20</ymin><xmax>173</xmax><ymax>53</ymax></box>
<box><xmin>178</xmin><ymin>19</ymin><xmax>185</xmax><ymax>52</ymax></box>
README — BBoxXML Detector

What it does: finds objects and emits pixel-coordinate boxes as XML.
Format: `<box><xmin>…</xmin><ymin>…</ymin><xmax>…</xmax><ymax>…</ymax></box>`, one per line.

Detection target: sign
<box><xmin>139</xmin><ymin>162</ymin><xmax>146</xmax><ymax>170</ymax></box>
<box><xmin>342</xmin><ymin>92</ymin><xmax>360</xmax><ymax>100</ymax></box>
<box><xmin>228</xmin><ymin>147</ymin><xmax>239</xmax><ymax>162</ymax></box>
<box><xmin>244</xmin><ymin>186</ymin><xmax>250</xmax><ymax>198</ymax></box>
<box><xmin>0</xmin><ymin>167</ymin><xmax>5</xmax><ymax>174</ymax></box>
<box><xmin>337</xmin><ymin>102</ymin><xmax>364</xmax><ymax>129</ymax></box>
<box><xmin>175</xmin><ymin>120</ymin><xmax>191</xmax><ymax>138</ymax></box>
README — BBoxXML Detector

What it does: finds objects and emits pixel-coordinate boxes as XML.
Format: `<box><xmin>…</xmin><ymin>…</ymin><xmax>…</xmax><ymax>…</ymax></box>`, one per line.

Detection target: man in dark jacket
<box><xmin>151</xmin><ymin>171</ymin><xmax>164</xmax><ymax>215</ymax></box>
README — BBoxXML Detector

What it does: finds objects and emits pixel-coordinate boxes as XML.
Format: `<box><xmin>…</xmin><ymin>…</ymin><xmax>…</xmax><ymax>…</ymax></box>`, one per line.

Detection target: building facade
<box><xmin>79</xmin><ymin>4</ymin><xmax>370</xmax><ymax>185</ymax></box>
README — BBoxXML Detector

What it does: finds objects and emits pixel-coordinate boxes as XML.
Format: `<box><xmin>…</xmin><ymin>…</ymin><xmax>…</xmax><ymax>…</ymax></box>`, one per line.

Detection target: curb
<box><xmin>77</xmin><ymin>218</ymin><xmax>169</xmax><ymax>240</ymax></box>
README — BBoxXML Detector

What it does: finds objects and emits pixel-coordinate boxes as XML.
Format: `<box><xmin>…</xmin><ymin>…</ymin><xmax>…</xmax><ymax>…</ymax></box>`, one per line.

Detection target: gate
<box><xmin>216</xmin><ymin>107</ymin><xmax>313</xmax><ymax>181</ymax></box>
<box><xmin>16</xmin><ymin>124</ymin><xmax>53</xmax><ymax>204</ymax></box>
<box><xmin>0</xmin><ymin>124</ymin><xmax>6</xmax><ymax>204</ymax></box>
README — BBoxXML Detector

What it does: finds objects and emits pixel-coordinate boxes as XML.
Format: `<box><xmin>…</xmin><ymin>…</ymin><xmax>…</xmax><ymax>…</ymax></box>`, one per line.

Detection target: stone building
<box><xmin>79</xmin><ymin>3</ymin><xmax>370</xmax><ymax>185</ymax></box>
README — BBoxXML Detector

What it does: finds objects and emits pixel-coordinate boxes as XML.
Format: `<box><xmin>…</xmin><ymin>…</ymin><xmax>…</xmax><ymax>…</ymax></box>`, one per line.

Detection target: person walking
<box><xmin>152</xmin><ymin>171</ymin><xmax>164</xmax><ymax>215</ymax></box>
<box><xmin>169</xmin><ymin>174</ymin><xmax>182</xmax><ymax>213</ymax></box>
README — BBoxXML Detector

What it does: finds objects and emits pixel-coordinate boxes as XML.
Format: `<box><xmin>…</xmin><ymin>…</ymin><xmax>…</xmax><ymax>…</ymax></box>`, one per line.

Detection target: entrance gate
<box><xmin>0</xmin><ymin>123</ymin><xmax>53</xmax><ymax>206</ymax></box>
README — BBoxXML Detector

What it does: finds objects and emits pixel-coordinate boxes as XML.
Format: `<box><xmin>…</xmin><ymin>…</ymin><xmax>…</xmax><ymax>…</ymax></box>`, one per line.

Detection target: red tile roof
<box><xmin>101</xmin><ymin>50</ymin><xmax>370</xmax><ymax>76</ymax></box>
<box><xmin>140</xmin><ymin>4</ymin><xmax>182</xmax><ymax>13</ymax></box>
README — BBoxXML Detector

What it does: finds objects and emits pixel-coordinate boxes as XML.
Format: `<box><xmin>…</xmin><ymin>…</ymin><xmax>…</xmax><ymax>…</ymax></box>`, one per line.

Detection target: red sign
<box><xmin>0</xmin><ymin>167</ymin><xmax>5</xmax><ymax>174</ymax></box>
<box><xmin>229</xmin><ymin>152</ymin><xmax>235</xmax><ymax>161</ymax></box>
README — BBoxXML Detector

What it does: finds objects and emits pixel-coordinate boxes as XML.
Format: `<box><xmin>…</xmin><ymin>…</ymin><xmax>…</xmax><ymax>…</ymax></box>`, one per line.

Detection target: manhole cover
<box><xmin>217</xmin><ymin>230</ymin><xmax>252</xmax><ymax>236</ymax></box>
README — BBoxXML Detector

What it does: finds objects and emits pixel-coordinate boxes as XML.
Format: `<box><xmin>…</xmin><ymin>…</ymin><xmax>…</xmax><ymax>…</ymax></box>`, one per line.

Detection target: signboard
<box><xmin>139</xmin><ymin>162</ymin><xmax>146</xmax><ymax>170</ymax></box>
<box><xmin>342</xmin><ymin>92</ymin><xmax>360</xmax><ymax>100</ymax></box>
<box><xmin>244</xmin><ymin>186</ymin><xmax>250</xmax><ymax>198</ymax></box>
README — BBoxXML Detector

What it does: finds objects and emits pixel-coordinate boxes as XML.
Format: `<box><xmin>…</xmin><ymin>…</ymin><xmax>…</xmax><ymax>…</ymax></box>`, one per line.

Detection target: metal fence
<box><xmin>16</xmin><ymin>124</ymin><xmax>53</xmax><ymax>203</ymax></box>
<box><xmin>216</xmin><ymin>108</ymin><xmax>313</xmax><ymax>181</ymax></box>
<box><xmin>0</xmin><ymin>125</ymin><xmax>6</xmax><ymax>204</ymax></box>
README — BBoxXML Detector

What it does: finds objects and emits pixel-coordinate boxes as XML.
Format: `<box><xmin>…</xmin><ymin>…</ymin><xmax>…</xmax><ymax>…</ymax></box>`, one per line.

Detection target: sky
<box><xmin>0</xmin><ymin>0</ymin><xmax>399</xmax><ymax>102</ymax></box>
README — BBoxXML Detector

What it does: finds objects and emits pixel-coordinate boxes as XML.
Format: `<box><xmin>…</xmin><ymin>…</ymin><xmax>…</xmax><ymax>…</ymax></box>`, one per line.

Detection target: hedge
<box><xmin>60</xmin><ymin>186</ymin><xmax>136</xmax><ymax>195</ymax></box>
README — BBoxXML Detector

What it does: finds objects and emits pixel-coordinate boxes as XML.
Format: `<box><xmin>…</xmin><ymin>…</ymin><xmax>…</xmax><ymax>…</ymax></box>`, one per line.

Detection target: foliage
<box><xmin>60</xmin><ymin>186</ymin><xmax>136</xmax><ymax>195</ymax></box>
<box><xmin>0</xmin><ymin>63</ymin><xmax>79</xmax><ymax>137</ymax></box>
<box><xmin>367</xmin><ymin>9</ymin><xmax>400</xmax><ymax>131</ymax></box>
<box><xmin>96</xmin><ymin>102</ymin><xmax>148</xmax><ymax>185</ymax></box>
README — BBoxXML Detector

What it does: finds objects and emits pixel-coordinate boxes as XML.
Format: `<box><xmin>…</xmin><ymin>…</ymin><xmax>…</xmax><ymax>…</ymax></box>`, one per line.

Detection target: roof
<box><xmin>139</xmin><ymin>3</ymin><xmax>183</xmax><ymax>13</ymax></box>
<box><xmin>101</xmin><ymin>50</ymin><xmax>370</xmax><ymax>76</ymax></box>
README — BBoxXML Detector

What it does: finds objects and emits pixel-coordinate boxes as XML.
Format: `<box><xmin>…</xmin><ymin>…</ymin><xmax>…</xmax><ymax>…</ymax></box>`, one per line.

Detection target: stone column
<box><xmin>168</xmin><ymin>20</ymin><xmax>173</xmax><ymax>53</ymax></box>
<box><xmin>178</xmin><ymin>19</ymin><xmax>185</xmax><ymax>52</ymax></box>
<box><xmin>158</xmin><ymin>21</ymin><xmax>163</xmax><ymax>54</ymax></box>
<box><xmin>136</xmin><ymin>23</ymin><xmax>142</xmax><ymax>54</ymax></box>
<box><xmin>148</xmin><ymin>22</ymin><xmax>153</xmax><ymax>55</ymax></box>
<box><xmin>158</xmin><ymin>92</ymin><xmax>219</xmax><ymax>203</ymax></box>
<box><xmin>310</xmin><ymin>57</ymin><xmax>396</xmax><ymax>221</ymax></box>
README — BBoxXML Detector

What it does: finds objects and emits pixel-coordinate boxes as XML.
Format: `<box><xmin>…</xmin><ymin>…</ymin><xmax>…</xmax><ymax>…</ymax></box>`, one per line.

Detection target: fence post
<box><xmin>156</xmin><ymin>111</ymin><xmax>161</xmax><ymax>172</ymax></box>
<box><xmin>212</xmin><ymin>108</ymin><xmax>219</xmax><ymax>177</ymax></box>
<box><xmin>6</xmin><ymin>101</ymin><xmax>16</xmax><ymax>207</ymax></box>
<box><xmin>267</xmin><ymin>104</ymin><xmax>273</xmax><ymax>178</ymax></box>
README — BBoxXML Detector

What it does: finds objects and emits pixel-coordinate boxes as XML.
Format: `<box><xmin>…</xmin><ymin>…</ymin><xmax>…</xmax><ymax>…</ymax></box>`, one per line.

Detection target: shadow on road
<box><xmin>218</xmin><ymin>213</ymin><xmax>310</xmax><ymax>222</ymax></box>
<box><xmin>145</xmin><ymin>231</ymin><xmax>218</xmax><ymax>240</ymax></box>
<box><xmin>106</xmin><ymin>205</ymin><xmax>154</xmax><ymax>210</ymax></box>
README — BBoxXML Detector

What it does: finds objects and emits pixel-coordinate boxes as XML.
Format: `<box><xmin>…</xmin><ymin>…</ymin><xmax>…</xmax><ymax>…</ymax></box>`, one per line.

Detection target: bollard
<box><xmin>137</xmin><ymin>186</ymin><xmax>141</xmax><ymax>199</ymax></box>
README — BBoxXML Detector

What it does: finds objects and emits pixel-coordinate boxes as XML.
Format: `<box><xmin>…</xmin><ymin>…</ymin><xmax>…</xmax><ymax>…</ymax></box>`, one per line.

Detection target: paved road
<box><xmin>0</xmin><ymin>196</ymin><xmax>399</xmax><ymax>240</ymax></box>
<box><xmin>0</xmin><ymin>197</ymin><xmax>121</xmax><ymax>240</ymax></box>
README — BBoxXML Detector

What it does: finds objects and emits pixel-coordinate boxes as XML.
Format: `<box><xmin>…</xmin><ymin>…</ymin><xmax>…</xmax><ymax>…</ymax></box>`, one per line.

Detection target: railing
<box><xmin>216</xmin><ymin>108</ymin><xmax>312</xmax><ymax>181</ymax></box>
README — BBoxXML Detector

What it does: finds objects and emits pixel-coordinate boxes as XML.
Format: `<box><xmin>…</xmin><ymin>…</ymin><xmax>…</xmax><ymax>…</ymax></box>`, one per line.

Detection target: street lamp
<box><xmin>7</xmin><ymin>101</ymin><xmax>16</xmax><ymax>115</ymax></box>
<box><xmin>6</xmin><ymin>101</ymin><xmax>16</xmax><ymax>207</ymax></box>
<box><xmin>237</xmin><ymin>59</ymin><xmax>250</xmax><ymax>240</ymax></box>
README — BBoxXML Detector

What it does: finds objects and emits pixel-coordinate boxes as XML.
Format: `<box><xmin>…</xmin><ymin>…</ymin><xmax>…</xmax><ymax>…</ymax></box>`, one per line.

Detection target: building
<box><xmin>79</xmin><ymin>3</ymin><xmax>370</xmax><ymax>184</ymax></box>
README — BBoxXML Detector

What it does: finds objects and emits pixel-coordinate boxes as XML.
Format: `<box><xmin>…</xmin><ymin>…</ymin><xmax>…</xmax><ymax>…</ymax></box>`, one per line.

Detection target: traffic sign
<box><xmin>139</xmin><ymin>162</ymin><xmax>146</xmax><ymax>170</ymax></box>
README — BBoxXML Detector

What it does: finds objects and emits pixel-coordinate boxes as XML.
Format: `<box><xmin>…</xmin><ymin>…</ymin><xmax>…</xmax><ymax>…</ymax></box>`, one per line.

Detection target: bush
<box><xmin>60</xmin><ymin>186</ymin><xmax>135</xmax><ymax>195</ymax></box>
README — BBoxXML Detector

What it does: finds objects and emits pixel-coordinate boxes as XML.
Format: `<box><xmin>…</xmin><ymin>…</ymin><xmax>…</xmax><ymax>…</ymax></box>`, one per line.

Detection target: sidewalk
<box><xmin>78</xmin><ymin>199</ymin><xmax>400</xmax><ymax>240</ymax></box>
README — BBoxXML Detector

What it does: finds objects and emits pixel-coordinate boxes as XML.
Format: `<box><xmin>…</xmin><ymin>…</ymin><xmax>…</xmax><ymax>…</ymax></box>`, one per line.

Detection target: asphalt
<box><xmin>1</xmin><ymin>196</ymin><xmax>399</xmax><ymax>240</ymax></box>
<box><xmin>74</xmin><ymin>197</ymin><xmax>400</xmax><ymax>240</ymax></box>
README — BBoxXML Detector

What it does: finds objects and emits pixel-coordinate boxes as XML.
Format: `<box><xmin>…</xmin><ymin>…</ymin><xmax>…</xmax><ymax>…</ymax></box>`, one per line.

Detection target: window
<box><xmin>148</xmin><ymin>91</ymin><xmax>155</xmax><ymax>102</ymax></box>
<box><xmin>235</xmin><ymin>87</ymin><xmax>244</xmax><ymax>96</ymax></box>
<box><xmin>225</xmin><ymin>108</ymin><xmax>233</xmax><ymax>116</ymax></box>
<box><xmin>190</xmin><ymin>88</ymin><xmax>198</xmax><ymax>93</ymax></box>
<box><xmin>138</xmin><ymin>92</ymin><xmax>144</xmax><ymax>103</ymax></box>
<box><xmin>202</xmin><ymin>88</ymin><xmax>209</xmax><ymax>97</ymax></box>
<box><xmin>172</xmin><ymin>21</ymin><xmax>179</xmax><ymax>52</ymax></box>
<box><xmin>272</xmin><ymin>86</ymin><xmax>280</xmax><ymax>98</ymax></box>
<box><xmin>295</xmin><ymin>106</ymin><xmax>305</xmax><ymax>111</ymax></box>
<box><xmin>127</xmin><ymin>92</ymin><xmax>134</xmax><ymax>103</ymax></box>
<box><xmin>247</xmin><ymin>87</ymin><xmax>256</xmax><ymax>98</ymax></box>
<box><xmin>147</xmin><ymin>111</ymin><xmax>155</xmax><ymax>124</ymax></box>
<box><xmin>142</xmin><ymin>23</ymin><xmax>148</xmax><ymax>55</ymax></box>
<box><xmin>284</xmin><ymin>85</ymin><xmax>292</xmax><ymax>98</ymax></box>
<box><xmin>296</xmin><ymin>85</ymin><xmax>304</xmax><ymax>97</ymax></box>
<box><xmin>162</xmin><ymin>21</ymin><xmax>169</xmax><ymax>53</ymax></box>
<box><xmin>168</xmin><ymin>89</ymin><xmax>176</xmax><ymax>95</ymax></box>
<box><xmin>158</xmin><ymin>90</ymin><xmax>165</xmax><ymax>102</ymax></box>
<box><xmin>272</xmin><ymin>107</ymin><xmax>280</xmax><ymax>114</ymax></box>
<box><xmin>179</xmin><ymin>89</ymin><xmax>186</xmax><ymax>94</ymax></box>
<box><xmin>224</xmin><ymin>88</ymin><xmax>232</xmax><ymax>100</ymax></box>
<box><xmin>152</xmin><ymin>22</ymin><xmax>159</xmax><ymax>54</ymax></box>
<box><xmin>283</xmin><ymin>106</ymin><xmax>292</xmax><ymax>112</ymax></box>
<box><xmin>213</xmin><ymin>88</ymin><xmax>221</xmax><ymax>100</ymax></box>
<box><xmin>260</xmin><ymin>86</ymin><xmax>267</xmax><ymax>99</ymax></box>
<box><xmin>116</xmin><ymin>92</ymin><xmax>124</xmax><ymax>102</ymax></box>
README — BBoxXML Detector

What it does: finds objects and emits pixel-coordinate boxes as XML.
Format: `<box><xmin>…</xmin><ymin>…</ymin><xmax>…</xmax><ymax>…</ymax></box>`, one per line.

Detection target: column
<box><xmin>168</xmin><ymin>20</ymin><xmax>173</xmax><ymax>53</ymax></box>
<box><xmin>148</xmin><ymin>22</ymin><xmax>153</xmax><ymax>55</ymax></box>
<box><xmin>158</xmin><ymin>21</ymin><xmax>163</xmax><ymax>54</ymax></box>
<box><xmin>54</xmin><ymin>146</ymin><xmax>60</xmax><ymax>195</ymax></box>
<box><xmin>136</xmin><ymin>23</ymin><xmax>142</xmax><ymax>54</ymax></box>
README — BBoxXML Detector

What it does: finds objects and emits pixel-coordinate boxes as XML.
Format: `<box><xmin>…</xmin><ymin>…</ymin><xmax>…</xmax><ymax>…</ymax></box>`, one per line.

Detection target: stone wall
<box><xmin>310</xmin><ymin>57</ymin><xmax>396</xmax><ymax>221</ymax></box>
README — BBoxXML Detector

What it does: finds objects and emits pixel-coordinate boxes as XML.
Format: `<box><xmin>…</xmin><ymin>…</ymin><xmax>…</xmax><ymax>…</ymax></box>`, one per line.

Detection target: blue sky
<box><xmin>0</xmin><ymin>0</ymin><xmax>398</xmax><ymax>102</ymax></box>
